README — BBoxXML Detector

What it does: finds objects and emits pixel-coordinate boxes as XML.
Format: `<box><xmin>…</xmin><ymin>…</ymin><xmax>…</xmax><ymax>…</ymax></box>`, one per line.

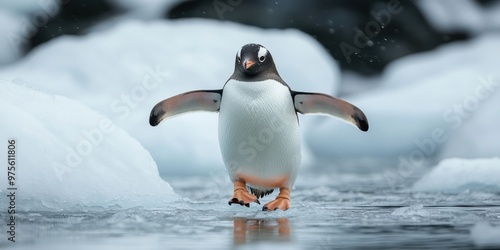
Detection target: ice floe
<box><xmin>0</xmin><ymin>80</ymin><xmax>177</xmax><ymax>210</ymax></box>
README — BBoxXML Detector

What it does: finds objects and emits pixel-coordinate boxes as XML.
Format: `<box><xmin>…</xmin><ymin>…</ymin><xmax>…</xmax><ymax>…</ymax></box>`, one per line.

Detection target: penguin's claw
<box><xmin>227</xmin><ymin>194</ymin><xmax>259</xmax><ymax>207</ymax></box>
<box><xmin>228</xmin><ymin>180</ymin><xmax>260</xmax><ymax>208</ymax></box>
<box><xmin>262</xmin><ymin>197</ymin><xmax>290</xmax><ymax>211</ymax></box>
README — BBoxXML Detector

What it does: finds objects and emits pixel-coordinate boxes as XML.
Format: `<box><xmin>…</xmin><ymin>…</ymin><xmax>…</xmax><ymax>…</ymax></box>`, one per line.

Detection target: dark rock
<box><xmin>167</xmin><ymin>0</ymin><xmax>469</xmax><ymax>75</ymax></box>
<box><xmin>28</xmin><ymin>0</ymin><xmax>120</xmax><ymax>51</ymax></box>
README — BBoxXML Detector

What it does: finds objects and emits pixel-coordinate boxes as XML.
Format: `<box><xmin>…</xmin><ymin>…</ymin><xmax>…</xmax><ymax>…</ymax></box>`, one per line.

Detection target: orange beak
<box><xmin>244</xmin><ymin>60</ymin><xmax>255</xmax><ymax>70</ymax></box>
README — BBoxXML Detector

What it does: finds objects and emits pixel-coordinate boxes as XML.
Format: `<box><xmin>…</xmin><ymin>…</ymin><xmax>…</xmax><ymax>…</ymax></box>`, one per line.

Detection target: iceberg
<box><xmin>305</xmin><ymin>34</ymin><xmax>500</xmax><ymax>164</ymax></box>
<box><xmin>416</xmin><ymin>0</ymin><xmax>500</xmax><ymax>34</ymax></box>
<box><xmin>0</xmin><ymin>80</ymin><xmax>177</xmax><ymax>210</ymax></box>
<box><xmin>413</xmin><ymin>158</ymin><xmax>500</xmax><ymax>192</ymax></box>
<box><xmin>439</xmin><ymin>83</ymin><xmax>500</xmax><ymax>159</ymax></box>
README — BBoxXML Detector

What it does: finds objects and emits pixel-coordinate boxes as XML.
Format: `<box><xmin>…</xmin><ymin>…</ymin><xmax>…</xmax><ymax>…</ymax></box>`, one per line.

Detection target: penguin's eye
<box><xmin>257</xmin><ymin>46</ymin><xmax>268</xmax><ymax>62</ymax></box>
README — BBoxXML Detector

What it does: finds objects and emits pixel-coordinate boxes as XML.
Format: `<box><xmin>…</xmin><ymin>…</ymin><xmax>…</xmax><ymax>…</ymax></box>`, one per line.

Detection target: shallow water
<box><xmin>2</xmin><ymin>168</ymin><xmax>500</xmax><ymax>249</ymax></box>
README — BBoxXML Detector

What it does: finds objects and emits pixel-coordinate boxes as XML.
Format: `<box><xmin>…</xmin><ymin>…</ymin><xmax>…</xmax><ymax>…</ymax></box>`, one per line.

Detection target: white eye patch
<box><xmin>237</xmin><ymin>49</ymin><xmax>241</xmax><ymax>59</ymax></box>
<box><xmin>258</xmin><ymin>46</ymin><xmax>268</xmax><ymax>59</ymax></box>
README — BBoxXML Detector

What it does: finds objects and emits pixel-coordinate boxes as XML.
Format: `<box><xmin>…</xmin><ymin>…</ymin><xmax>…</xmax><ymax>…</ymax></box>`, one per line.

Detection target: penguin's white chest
<box><xmin>218</xmin><ymin>79</ymin><xmax>301</xmax><ymax>188</ymax></box>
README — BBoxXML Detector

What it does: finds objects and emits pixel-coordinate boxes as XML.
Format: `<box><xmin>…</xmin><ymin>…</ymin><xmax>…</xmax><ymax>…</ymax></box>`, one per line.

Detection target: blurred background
<box><xmin>1</xmin><ymin>0</ymin><xmax>499</xmax><ymax>176</ymax></box>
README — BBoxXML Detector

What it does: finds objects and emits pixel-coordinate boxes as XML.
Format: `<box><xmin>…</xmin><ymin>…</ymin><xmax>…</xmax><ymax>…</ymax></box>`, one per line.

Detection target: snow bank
<box><xmin>439</xmin><ymin>84</ymin><xmax>500</xmax><ymax>159</ymax></box>
<box><xmin>0</xmin><ymin>0</ymin><xmax>61</xmax><ymax>65</ymax></box>
<box><xmin>470</xmin><ymin>222</ymin><xmax>500</xmax><ymax>247</ymax></box>
<box><xmin>0</xmin><ymin>80</ymin><xmax>177</xmax><ymax>210</ymax></box>
<box><xmin>416</xmin><ymin>0</ymin><xmax>500</xmax><ymax>34</ymax></box>
<box><xmin>413</xmin><ymin>158</ymin><xmax>500</xmax><ymax>192</ymax></box>
<box><xmin>306</xmin><ymin>34</ymin><xmax>500</xmax><ymax>163</ymax></box>
<box><xmin>0</xmin><ymin>0</ymin><xmax>56</xmax><ymax>14</ymax></box>
<box><xmin>0</xmin><ymin>10</ymin><xmax>24</xmax><ymax>65</ymax></box>
<box><xmin>0</xmin><ymin>19</ymin><xmax>339</xmax><ymax>175</ymax></box>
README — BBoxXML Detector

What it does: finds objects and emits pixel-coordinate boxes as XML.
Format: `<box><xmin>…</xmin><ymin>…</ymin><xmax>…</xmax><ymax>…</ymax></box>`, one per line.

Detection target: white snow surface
<box><xmin>413</xmin><ymin>158</ymin><xmax>500</xmax><ymax>192</ymax></box>
<box><xmin>0</xmin><ymin>19</ymin><xmax>339</xmax><ymax>175</ymax></box>
<box><xmin>391</xmin><ymin>204</ymin><xmax>430</xmax><ymax>217</ymax></box>
<box><xmin>470</xmin><ymin>222</ymin><xmax>500</xmax><ymax>247</ymax></box>
<box><xmin>0</xmin><ymin>80</ymin><xmax>177</xmax><ymax>209</ymax></box>
<box><xmin>306</xmin><ymin>34</ymin><xmax>500</xmax><ymax>163</ymax></box>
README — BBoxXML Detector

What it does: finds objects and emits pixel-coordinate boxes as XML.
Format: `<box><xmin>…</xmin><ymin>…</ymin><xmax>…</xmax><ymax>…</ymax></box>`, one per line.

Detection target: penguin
<box><xmin>150</xmin><ymin>43</ymin><xmax>368</xmax><ymax>211</ymax></box>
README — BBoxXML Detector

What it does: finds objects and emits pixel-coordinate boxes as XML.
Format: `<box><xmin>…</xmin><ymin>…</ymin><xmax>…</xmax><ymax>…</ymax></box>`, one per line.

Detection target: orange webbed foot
<box><xmin>263</xmin><ymin>188</ymin><xmax>290</xmax><ymax>211</ymax></box>
<box><xmin>228</xmin><ymin>180</ymin><xmax>260</xmax><ymax>207</ymax></box>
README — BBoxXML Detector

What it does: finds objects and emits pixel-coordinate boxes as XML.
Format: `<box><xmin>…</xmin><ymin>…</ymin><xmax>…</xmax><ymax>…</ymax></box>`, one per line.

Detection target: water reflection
<box><xmin>233</xmin><ymin>217</ymin><xmax>291</xmax><ymax>245</ymax></box>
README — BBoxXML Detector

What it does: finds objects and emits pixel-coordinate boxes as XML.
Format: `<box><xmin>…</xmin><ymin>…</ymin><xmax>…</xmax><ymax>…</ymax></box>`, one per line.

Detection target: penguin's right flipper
<box><xmin>149</xmin><ymin>89</ymin><xmax>222</xmax><ymax>126</ymax></box>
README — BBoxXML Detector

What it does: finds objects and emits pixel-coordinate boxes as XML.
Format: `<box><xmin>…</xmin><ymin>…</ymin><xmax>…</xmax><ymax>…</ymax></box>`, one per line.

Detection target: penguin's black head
<box><xmin>235</xmin><ymin>43</ymin><xmax>277</xmax><ymax>77</ymax></box>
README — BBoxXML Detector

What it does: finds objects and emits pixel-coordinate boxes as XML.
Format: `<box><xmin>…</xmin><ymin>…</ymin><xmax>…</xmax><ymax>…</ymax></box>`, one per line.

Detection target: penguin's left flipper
<box><xmin>150</xmin><ymin>89</ymin><xmax>222</xmax><ymax>126</ymax></box>
<box><xmin>292</xmin><ymin>91</ymin><xmax>369</xmax><ymax>131</ymax></box>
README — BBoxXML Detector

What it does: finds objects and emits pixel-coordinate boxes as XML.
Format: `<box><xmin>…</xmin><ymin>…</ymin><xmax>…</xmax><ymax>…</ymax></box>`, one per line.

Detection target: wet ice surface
<box><xmin>3</xmin><ymin>169</ymin><xmax>500</xmax><ymax>250</ymax></box>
